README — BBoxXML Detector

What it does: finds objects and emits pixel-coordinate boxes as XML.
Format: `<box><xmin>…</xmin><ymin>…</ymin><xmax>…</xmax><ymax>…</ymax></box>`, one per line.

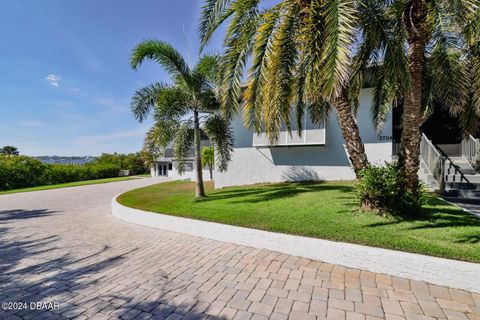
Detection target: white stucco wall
<box><xmin>216</xmin><ymin>88</ymin><xmax>392</xmax><ymax>188</ymax></box>
<box><xmin>169</xmin><ymin>162</ymin><xmax>213</xmax><ymax>182</ymax></box>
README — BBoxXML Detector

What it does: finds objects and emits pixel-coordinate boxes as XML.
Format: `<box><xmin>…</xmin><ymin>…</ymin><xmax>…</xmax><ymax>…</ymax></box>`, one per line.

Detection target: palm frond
<box><xmin>153</xmin><ymin>87</ymin><xmax>190</xmax><ymax>122</ymax></box>
<box><xmin>131</xmin><ymin>82</ymin><xmax>169</xmax><ymax>122</ymax></box>
<box><xmin>243</xmin><ymin>7</ymin><xmax>280</xmax><ymax>132</ymax></box>
<box><xmin>199</xmin><ymin>0</ymin><xmax>234</xmax><ymax>51</ymax></box>
<box><xmin>130</xmin><ymin>40</ymin><xmax>192</xmax><ymax>85</ymax></box>
<box><xmin>193</xmin><ymin>54</ymin><xmax>220</xmax><ymax>87</ymax></box>
<box><xmin>173</xmin><ymin>122</ymin><xmax>194</xmax><ymax>174</ymax></box>
<box><xmin>263</xmin><ymin>1</ymin><xmax>300</xmax><ymax>142</ymax></box>
<box><xmin>309</xmin><ymin>98</ymin><xmax>332</xmax><ymax>126</ymax></box>
<box><xmin>219</xmin><ymin>0</ymin><xmax>261</xmax><ymax>119</ymax></box>
<box><xmin>470</xmin><ymin>42</ymin><xmax>480</xmax><ymax>119</ymax></box>
<box><xmin>203</xmin><ymin>114</ymin><xmax>234</xmax><ymax>172</ymax></box>
<box><xmin>304</xmin><ymin>0</ymin><xmax>357</xmax><ymax>99</ymax></box>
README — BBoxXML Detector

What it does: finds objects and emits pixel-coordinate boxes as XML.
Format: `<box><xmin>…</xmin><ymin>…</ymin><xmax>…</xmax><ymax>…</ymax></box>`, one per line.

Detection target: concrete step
<box><xmin>442</xmin><ymin>196</ymin><xmax>480</xmax><ymax>205</ymax></box>
<box><xmin>445</xmin><ymin>181</ymin><xmax>480</xmax><ymax>190</ymax></box>
<box><xmin>444</xmin><ymin>174</ymin><xmax>480</xmax><ymax>183</ymax></box>
<box><xmin>446</xmin><ymin>158</ymin><xmax>477</xmax><ymax>175</ymax></box>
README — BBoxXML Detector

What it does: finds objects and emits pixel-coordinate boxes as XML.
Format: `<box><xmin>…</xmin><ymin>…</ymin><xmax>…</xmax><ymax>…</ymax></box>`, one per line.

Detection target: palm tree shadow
<box><xmin>201</xmin><ymin>182</ymin><xmax>355</xmax><ymax>204</ymax></box>
<box><xmin>365</xmin><ymin>196</ymin><xmax>480</xmax><ymax>243</ymax></box>
<box><xmin>0</xmin><ymin>224</ymin><xmax>228</xmax><ymax>319</ymax></box>
<box><xmin>0</xmin><ymin>209</ymin><xmax>56</xmax><ymax>223</ymax></box>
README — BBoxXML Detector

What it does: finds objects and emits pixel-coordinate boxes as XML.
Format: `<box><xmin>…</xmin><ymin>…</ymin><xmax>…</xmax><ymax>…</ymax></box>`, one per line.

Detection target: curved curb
<box><xmin>112</xmin><ymin>196</ymin><xmax>480</xmax><ymax>293</ymax></box>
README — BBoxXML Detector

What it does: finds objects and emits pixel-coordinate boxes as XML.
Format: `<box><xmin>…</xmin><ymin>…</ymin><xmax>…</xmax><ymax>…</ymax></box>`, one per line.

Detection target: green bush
<box><xmin>0</xmin><ymin>155</ymin><xmax>122</xmax><ymax>190</ymax></box>
<box><xmin>356</xmin><ymin>162</ymin><xmax>424</xmax><ymax>216</ymax></box>
<box><xmin>0</xmin><ymin>156</ymin><xmax>46</xmax><ymax>190</ymax></box>
<box><xmin>41</xmin><ymin>163</ymin><xmax>121</xmax><ymax>185</ymax></box>
<box><xmin>93</xmin><ymin>153</ymin><xmax>147</xmax><ymax>175</ymax></box>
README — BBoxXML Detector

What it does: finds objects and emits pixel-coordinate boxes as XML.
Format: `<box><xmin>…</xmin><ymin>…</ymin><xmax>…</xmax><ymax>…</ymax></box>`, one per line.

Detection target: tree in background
<box><xmin>201</xmin><ymin>146</ymin><xmax>215</xmax><ymax>180</ymax></box>
<box><xmin>0</xmin><ymin>146</ymin><xmax>19</xmax><ymax>156</ymax></box>
<box><xmin>130</xmin><ymin>40</ymin><xmax>233</xmax><ymax>198</ymax></box>
<box><xmin>93</xmin><ymin>153</ymin><xmax>147</xmax><ymax>175</ymax></box>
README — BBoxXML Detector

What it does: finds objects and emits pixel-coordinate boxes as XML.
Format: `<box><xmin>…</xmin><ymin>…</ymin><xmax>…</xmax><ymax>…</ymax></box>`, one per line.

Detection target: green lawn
<box><xmin>0</xmin><ymin>176</ymin><xmax>139</xmax><ymax>195</ymax></box>
<box><xmin>117</xmin><ymin>180</ymin><xmax>480</xmax><ymax>263</ymax></box>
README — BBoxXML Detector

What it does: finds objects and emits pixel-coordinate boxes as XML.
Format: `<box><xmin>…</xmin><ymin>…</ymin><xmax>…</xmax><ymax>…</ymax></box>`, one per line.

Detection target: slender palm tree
<box><xmin>199</xmin><ymin>0</ymin><xmax>370</xmax><ymax>178</ymax></box>
<box><xmin>201</xmin><ymin>146</ymin><xmax>215</xmax><ymax>179</ymax></box>
<box><xmin>0</xmin><ymin>146</ymin><xmax>19</xmax><ymax>156</ymax></box>
<box><xmin>360</xmin><ymin>0</ymin><xmax>480</xmax><ymax>196</ymax></box>
<box><xmin>130</xmin><ymin>40</ymin><xmax>233</xmax><ymax>198</ymax></box>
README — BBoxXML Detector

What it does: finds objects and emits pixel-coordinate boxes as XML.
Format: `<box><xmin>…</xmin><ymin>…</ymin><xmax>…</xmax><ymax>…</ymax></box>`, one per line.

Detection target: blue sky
<box><xmin>0</xmin><ymin>0</ymin><xmax>224</xmax><ymax>156</ymax></box>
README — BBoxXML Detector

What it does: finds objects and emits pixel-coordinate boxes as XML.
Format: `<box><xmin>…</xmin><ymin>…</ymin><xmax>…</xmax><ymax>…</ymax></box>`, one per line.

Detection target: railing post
<box><xmin>439</xmin><ymin>156</ymin><xmax>446</xmax><ymax>193</ymax></box>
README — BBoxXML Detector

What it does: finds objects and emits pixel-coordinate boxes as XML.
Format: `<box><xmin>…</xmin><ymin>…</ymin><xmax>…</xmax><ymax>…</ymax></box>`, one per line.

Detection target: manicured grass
<box><xmin>117</xmin><ymin>180</ymin><xmax>480</xmax><ymax>263</ymax></box>
<box><xmin>0</xmin><ymin>176</ymin><xmax>139</xmax><ymax>195</ymax></box>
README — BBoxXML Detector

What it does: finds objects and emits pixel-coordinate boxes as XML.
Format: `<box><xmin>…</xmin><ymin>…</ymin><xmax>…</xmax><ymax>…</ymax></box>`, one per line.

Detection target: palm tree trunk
<box><xmin>401</xmin><ymin>40</ymin><xmax>425</xmax><ymax>197</ymax></box>
<box><xmin>193</xmin><ymin>110</ymin><xmax>206</xmax><ymax>198</ymax></box>
<box><xmin>402</xmin><ymin>0</ymin><xmax>427</xmax><ymax>197</ymax></box>
<box><xmin>333</xmin><ymin>90</ymin><xmax>369</xmax><ymax>178</ymax></box>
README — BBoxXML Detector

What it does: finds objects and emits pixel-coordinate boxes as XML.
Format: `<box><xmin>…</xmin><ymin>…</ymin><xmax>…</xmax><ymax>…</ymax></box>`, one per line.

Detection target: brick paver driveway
<box><xmin>0</xmin><ymin>178</ymin><xmax>479</xmax><ymax>320</ymax></box>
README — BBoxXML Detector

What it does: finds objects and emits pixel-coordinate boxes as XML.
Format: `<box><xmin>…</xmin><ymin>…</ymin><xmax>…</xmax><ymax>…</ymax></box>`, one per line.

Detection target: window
<box><xmin>184</xmin><ymin>163</ymin><xmax>194</xmax><ymax>172</ymax></box>
<box><xmin>253</xmin><ymin>113</ymin><xmax>326</xmax><ymax>147</ymax></box>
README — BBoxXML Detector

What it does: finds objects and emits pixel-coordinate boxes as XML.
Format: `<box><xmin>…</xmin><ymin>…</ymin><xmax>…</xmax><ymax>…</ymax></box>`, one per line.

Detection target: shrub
<box><xmin>0</xmin><ymin>155</ymin><xmax>47</xmax><ymax>190</ymax></box>
<box><xmin>93</xmin><ymin>153</ymin><xmax>147</xmax><ymax>175</ymax></box>
<box><xmin>42</xmin><ymin>163</ymin><xmax>121</xmax><ymax>184</ymax></box>
<box><xmin>0</xmin><ymin>155</ymin><xmax>123</xmax><ymax>191</ymax></box>
<box><xmin>356</xmin><ymin>162</ymin><xmax>424</xmax><ymax>216</ymax></box>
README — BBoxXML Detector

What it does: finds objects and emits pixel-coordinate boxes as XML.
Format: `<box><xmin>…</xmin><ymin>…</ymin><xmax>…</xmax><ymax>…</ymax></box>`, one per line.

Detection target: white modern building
<box><xmin>214</xmin><ymin>88</ymin><xmax>393</xmax><ymax>188</ymax></box>
<box><xmin>150</xmin><ymin>139</ymin><xmax>213</xmax><ymax>181</ymax></box>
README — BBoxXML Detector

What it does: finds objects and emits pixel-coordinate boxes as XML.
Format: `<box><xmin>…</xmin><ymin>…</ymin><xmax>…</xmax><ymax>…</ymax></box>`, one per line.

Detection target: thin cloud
<box><xmin>75</xmin><ymin>127</ymin><xmax>147</xmax><ymax>144</ymax></box>
<box><xmin>95</xmin><ymin>98</ymin><xmax>128</xmax><ymax>114</ymax></box>
<box><xmin>46</xmin><ymin>74</ymin><xmax>61</xmax><ymax>87</ymax></box>
<box><xmin>18</xmin><ymin>120</ymin><xmax>47</xmax><ymax>128</ymax></box>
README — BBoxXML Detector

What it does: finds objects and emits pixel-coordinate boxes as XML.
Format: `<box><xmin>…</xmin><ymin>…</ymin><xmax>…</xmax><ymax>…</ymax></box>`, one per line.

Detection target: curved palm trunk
<box><xmin>401</xmin><ymin>1</ymin><xmax>428</xmax><ymax>198</ymax></box>
<box><xmin>193</xmin><ymin>110</ymin><xmax>206</xmax><ymax>198</ymax></box>
<box><xmin>333</xmin><ymin>91</ymin><xmax>369</xmax><ymax>178</ymax></box>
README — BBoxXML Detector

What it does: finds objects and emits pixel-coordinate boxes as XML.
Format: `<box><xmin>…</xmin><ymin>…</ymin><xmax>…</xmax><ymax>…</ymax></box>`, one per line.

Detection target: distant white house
<box><xmin>214</xmin><ymin>88</ymin><xmax>393</xmax><ymax>188</ymax></box>
<box><xmin>150</xmin><ymin>139</ymin><xmax>213</xmax><ymax>181</ymax></box>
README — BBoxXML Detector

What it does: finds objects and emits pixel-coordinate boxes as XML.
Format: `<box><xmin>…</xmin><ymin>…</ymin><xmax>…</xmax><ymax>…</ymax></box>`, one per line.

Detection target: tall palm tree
<box><xmin>360</xmin><ymin>0</ymin><xmax>480</xmax><ymax>196</ymax></box>
<box><xmin>130</xmin><ymin>40</ymin><xmax>233</xmax><ymax>198</ymax></box>
<box><xmin>199</xmin><ymin>0</ymin><xmax>370</xmax><ymax>178</ymax></box>
<box><xmin>0</xmin><ymin>146</ymin><xmax>19</xmax><ymax>156</ymax></box>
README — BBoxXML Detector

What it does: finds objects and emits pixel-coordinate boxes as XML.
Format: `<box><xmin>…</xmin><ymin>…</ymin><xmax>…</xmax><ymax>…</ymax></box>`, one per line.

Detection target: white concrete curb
<box><xmin>112</xmin><ymin>196</ymin><xmax>480</xmax><ymax>293</ymax></box>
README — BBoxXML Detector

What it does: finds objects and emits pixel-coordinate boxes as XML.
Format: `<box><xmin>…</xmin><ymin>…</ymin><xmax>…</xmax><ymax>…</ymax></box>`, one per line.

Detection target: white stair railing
<box><xmin>420</xmin><ymin>133</ymin><xmax>445</xmax><ymax>192</ymax></box>
<box><xmin>461</xmin><ymin>135</ymin><xmax>480</xmax><ymax>171</ymax></box>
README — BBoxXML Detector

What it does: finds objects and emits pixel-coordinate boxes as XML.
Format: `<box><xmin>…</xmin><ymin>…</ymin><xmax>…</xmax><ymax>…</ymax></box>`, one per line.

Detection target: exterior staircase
<box><xmin>419</xmin><ymin>134</ymin><xmax>480</xmax><ymax>204</ymax></box>
<box><xmin>443</xmin><ymin>157</ymin><xmax>480</xmax><ymax>203</ymax></box>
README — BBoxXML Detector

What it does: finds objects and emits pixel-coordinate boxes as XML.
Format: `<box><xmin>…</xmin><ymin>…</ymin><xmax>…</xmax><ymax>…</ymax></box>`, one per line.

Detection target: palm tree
<box><xmin>359</xmin><ymin>0</ymin><xmax>480</xmax><ymax>196</ymax></box>
<box><xmin>199</xmin><ymin>0</ymin><xmax>370</xmax><ymax>178</ymax></box>
<box><xmin>130</xmin><ymin>40</ymin><xmax>233</xmax><ymax>198</ymax></box>
<box><xmin>201</xmin><ymin>146</ymin><xmax>215</xmax><ymax>179</ymax></box>
<box><xmin>0</xmin><ymin>146</ymin><xmax>19</xmax><ymax>156</ymax></box>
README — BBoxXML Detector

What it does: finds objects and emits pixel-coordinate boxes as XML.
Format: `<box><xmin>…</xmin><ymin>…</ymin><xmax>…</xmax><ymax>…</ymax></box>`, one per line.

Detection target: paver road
<box><xmin>0</xmin><ymin>178</ymin><xmax>479</xmax><ymax>320</ymax></box>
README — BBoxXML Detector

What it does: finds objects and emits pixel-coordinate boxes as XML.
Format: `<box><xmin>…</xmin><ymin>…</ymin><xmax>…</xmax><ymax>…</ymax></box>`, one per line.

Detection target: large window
<box><xmin>253</xmin><ymin>113</ymin><xmax>326</xmax><ymax>147</ymax></box>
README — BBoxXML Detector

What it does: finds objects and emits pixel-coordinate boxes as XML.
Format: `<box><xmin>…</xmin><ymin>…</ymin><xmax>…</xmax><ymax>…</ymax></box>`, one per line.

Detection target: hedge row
<box><xmin>0</xmin><ymin>156</ymin><xmax>122</xmax><ymax>191</ymax></box>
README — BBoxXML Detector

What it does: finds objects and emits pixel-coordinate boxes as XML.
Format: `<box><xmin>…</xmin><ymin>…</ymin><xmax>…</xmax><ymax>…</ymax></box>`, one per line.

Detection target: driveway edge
<box><xmin>112</xmin><ymin>196</ymin><xmax>480</xmax><ymax>293</ymax></box>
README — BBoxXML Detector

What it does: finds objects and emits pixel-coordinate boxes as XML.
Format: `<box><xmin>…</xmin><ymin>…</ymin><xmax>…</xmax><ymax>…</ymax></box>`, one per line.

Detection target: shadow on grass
<box><xmin>365</xmin><ymin>196</ymin><xmax>480</xmax><ymax>243</ymax></box>
<box><xmin>200</xmin><ymin>182</ymin><xmax>355</xmax><ymax>204</ymax></box>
